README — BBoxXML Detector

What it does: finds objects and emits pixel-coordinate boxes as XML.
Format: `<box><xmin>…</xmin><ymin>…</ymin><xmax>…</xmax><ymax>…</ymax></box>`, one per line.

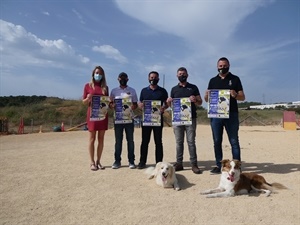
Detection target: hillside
<box><xmin>0</xmin><ymin>96</ymin><xmax>298</xmax><ymax>134</ymax></box>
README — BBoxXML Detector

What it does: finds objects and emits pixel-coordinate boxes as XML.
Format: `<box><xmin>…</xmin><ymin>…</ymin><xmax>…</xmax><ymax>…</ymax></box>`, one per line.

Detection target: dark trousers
<box><xmin>114</xmin><ymin>122</ymin><xmax>135</xmax><ymax>164</ymax></box>
<box><xmin>210</xmin><ymin>112</ymin><xmax>241</xmax><ymax>168</ymax></box>
<box><xmin>139</xmin><ymin>125</ymin><xmax>163</xmax><ymax>164</ymax></box>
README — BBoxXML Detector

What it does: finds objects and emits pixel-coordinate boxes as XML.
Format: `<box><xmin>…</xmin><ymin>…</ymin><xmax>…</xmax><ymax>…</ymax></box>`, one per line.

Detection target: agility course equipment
<box><xmin>67</xmin><ymin>122</ymin><xmax>87</xmax><ymax>131</ymax></box>
<box><xmin>283</xmin><ymin>111</ymin><xmax>297</xmax><ymax>130</ymax></box>
<box><xmin>239</xmin><ymin>115</ymin><xmax>266</xmax><ymax>126</ymax></box>
<box><xmin>18</xmin><ymin>117</ymin><xmax>24</xmax><ymax>134</ymax></box>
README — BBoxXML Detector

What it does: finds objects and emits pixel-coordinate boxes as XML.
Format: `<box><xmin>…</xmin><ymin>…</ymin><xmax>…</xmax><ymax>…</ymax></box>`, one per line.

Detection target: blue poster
<box><xmin>207</xmin><ymin>89</ymin><xmax>230</xmax><ymax>118</ymax></box>
<box><xmin>142</xmin><ymin>100</ymin><xmax>161</xmax><ymax>126</ymax></box>
<box><xmin>172</xmin><ymin>98</ymin><xmax>192</xmax><ymax>126</ymax></box>
<box><xmin>90</xmin><ymin>95</ymin><xmax>110</xmax><ymax>121</ymax></box>
<box><xmin>114</xmin><ymin>97</ymin><xmax>134</xmax><ymax>124</ymax></box>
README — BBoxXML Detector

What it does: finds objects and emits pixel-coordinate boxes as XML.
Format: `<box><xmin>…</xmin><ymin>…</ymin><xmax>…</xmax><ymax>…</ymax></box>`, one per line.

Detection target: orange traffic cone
<box><xmin>61</xmin><ymin>122</ymin><xmax>65</xmax><ymax>132</ymax></box>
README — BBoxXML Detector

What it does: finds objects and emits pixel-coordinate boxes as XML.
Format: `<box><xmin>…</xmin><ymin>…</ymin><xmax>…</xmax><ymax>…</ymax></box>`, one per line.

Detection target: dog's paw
<box><xmin>205</xmin><ymin>194</ymin><xmax>216</xmax><ymax>198</ymax></box>
<box><xmin>264</xmin><ymin>190</ymin><xmax>271</xmax><ymax>197</ymax></box>
<box><xmin>200</xmin><ymin>190</ymin><xmax>210</xmax><ymax>195</ymax></box>
<box><xmin>147</xmin><ymin>175</ymin><xmax>154</xmax><ymax>179</ymax></box>
<box><xmin>175</xmin><ymin>187</ymin><xmax>181</xmax><ymax>191</ymax></box>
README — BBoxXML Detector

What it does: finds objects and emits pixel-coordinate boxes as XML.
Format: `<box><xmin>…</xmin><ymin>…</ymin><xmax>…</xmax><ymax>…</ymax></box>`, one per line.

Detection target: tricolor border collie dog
<box><xmin>201</xmin><ymin>159</ymin><xmax>287</xmax><ymax>198</ymax></box>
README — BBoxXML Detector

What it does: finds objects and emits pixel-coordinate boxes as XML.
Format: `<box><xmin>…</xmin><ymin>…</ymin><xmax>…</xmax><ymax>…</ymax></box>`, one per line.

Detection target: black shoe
<box><xmin>137</xmin><ymin>163</ymin><xmax>146</xmax><ymax>169</ymax></box>
<box><xmin>210</xmin><ymin>167</ymin><xmax>221</xmax><ymax>174</ymax></box>
<box><xmin>173</xmin><ymin>163</ymin><xmax>184</xmax><ymax>171</ymax></box>
<box><xmin>192</xmin><ymin>165</ymin><xmax>202</xmax><ymax>174</ymax></box>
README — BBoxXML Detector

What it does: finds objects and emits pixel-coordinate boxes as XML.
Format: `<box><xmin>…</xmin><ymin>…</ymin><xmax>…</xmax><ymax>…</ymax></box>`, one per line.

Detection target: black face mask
<box><xmin>218</xmin><ymin>67</ymin><xmax>229</xmax><ymax>75</ymax></box>
<box><xmin>178</xmin><ymin>76</ymin><xmax>187</xmax><ymax>82</ymax></box>
<box><xmin>119</xmin><ymin>79</ymin><xmax>128</xmax><ymax>86</ymax></box>
<box><xmin>149</xmin><ymin>79</ymin><xmax>159</xmax><ymax>85</ymax></box>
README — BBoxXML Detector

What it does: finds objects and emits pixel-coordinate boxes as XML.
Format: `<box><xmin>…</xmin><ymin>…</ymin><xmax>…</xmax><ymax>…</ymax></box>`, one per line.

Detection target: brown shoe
<box><xmin>173</xmin><ymin>163</ymin><xmax>184</xmax><ymax>171</ymax></box>
<box><xmin>192</xmin><ymin>165</ymin><xmax>202</xmax><ymax>174</ymax></box>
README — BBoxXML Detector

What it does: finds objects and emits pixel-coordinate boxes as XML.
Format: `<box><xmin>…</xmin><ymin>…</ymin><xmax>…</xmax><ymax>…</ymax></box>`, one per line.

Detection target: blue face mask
<box><xmin>94</xmin><ymin>74</ymin><xmax>103</xmax><ymax>82</ymax></box>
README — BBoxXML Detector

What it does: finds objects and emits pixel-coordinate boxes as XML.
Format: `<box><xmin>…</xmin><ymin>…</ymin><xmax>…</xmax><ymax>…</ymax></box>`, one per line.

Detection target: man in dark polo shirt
<box><xmin>137</xmin><ymin>71</ymin><xmax>169</xmax><ymax>169</ymax></box>
<box><xmin>167</xmin><ymin>67</ymin><xmax>203</xmax><ymax>174</ymax></box>
<box><xmin>204</xmin><ymin>57</ymin><xmax>245</xmax><ymax>174</ymax></box>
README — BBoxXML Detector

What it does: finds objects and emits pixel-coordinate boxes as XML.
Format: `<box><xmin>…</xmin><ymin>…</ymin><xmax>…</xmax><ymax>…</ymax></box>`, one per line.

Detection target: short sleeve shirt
<box><xmin>139</xmin><ymin>86</ymin><xmax>168</xmax><ymax>105</ymax></box>
<box><xmin>170</xmin><ymin>82</ymin><xmax>200</xmax><ymax>118</ymax></box>
<box><xmin>207</xmin><ymin>72</ymin><xmax>243</xmax><ymax>112</ymax></box>
<box><xmin>110</xmin><ymin>86</ymin><xmax>138</xmax><ymax>102</ymax></box>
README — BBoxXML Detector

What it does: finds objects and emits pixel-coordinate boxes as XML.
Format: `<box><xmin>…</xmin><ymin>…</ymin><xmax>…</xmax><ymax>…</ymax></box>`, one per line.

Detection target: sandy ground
<box><xmin>0</xmin><ymin>125</ymin><xmax>299</xmax><ymax>225</ymax></box>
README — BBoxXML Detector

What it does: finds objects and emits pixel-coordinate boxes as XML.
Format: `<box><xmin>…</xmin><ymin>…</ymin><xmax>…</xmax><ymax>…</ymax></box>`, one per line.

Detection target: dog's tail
<box><xmin>270</xmin><ymin>182</ymin><xmax>288</xmax><ymax>190</ymax></box>
<box><xmin>258</xmin><ymin>182</ymin><xmax>287</xmax><ymax>196</ymax></box>
<box><xmin>145</xmin><ymin>166</ymin><xmax>156</xmax><ymax>179</ymax></box>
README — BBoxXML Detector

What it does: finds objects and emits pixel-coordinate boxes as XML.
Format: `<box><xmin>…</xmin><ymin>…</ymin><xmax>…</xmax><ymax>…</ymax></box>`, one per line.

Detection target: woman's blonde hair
<box><xmin>89</xmin><ymin>66</ymin><xmax>108</xmax><ymax>95</ymax></box>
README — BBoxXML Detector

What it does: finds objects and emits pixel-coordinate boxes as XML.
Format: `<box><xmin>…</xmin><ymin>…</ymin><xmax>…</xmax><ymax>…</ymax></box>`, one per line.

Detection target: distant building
<box><xmin>249</xmin><ymin>101</ymin><xmax>300</xmax><ymax>110</ymax></box>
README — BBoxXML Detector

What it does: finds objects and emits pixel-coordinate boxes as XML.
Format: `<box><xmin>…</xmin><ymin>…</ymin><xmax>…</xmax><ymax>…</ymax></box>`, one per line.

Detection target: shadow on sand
<box><xmin>196</xmin><ymin>160</ymin><xmax>299</xmax><ymax>174</ymax></box>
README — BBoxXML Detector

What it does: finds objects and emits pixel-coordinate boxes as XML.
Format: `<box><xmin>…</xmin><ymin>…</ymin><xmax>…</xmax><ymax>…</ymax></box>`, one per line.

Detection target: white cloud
<box><xmin>0</xmin><ymin>19</ymin><xmax>91</xmax><ymax>99</ymax></box>
<box><xmin>42</xmin><ymin>11</ymin><xmax>50</xmax><ymax>16</ymax></box>
<box><xmin>0</xmin><ymin>20</ymin><xmax>90</xmax><ymax>68</ymax></box>
<box><xmin>113</xmin><ymin>0</ymin><xmax>299</xmax><ymax>103</ymax></box>
<box><xmin>114</xmin><ymin>0</ymin><xmax>270</xmax><ymax>44</ymax></box>
<box><xmin>72</xmin><ymin>9</ymin><xmax>85</xmax><ymax>24</ymax></box>
<box><xmin>92</xmin><ymin>45</ymin><xmax>128</xmax><ymax>64</ymax></box>
<box><xmin>37</xmin><ymin>39</ymin><xmax>74</xmax><ymax>55</ymax></box>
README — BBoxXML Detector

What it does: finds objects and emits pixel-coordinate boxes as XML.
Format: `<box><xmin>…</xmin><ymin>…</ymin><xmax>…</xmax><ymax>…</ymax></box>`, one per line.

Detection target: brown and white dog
<box><xmin>145</xmin><ymin>162</ymin><xmax>180</xmax><ymax>191</ymax></box>
<box><xmin>201</xmin><ymin>159</ymin><xmax>287</xmax><ymax>198</ymax></box>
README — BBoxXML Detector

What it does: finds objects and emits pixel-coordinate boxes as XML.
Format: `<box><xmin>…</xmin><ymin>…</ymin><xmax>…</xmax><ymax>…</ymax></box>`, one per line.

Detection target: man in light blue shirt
<box><xmin>110</xmin><ymin>72</ymin><xmax>138</xmax><ymax>169</ymax></box>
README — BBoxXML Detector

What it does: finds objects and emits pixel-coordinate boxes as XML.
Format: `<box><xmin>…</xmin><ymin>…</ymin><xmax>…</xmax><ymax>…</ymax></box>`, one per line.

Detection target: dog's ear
<box><xmin>155</xmin><ymin>162</ymin><xmax>162</xmax><ymax>170</ymax></box>
<box><xmin>221</xmin><ymin>159</ymin><xmax>230</xmax><ymax>167</ymax></box>
<box><xmin>233</xmin><ymin>159</ymin><xmax>241</xmax><ymax>169</ymax></box>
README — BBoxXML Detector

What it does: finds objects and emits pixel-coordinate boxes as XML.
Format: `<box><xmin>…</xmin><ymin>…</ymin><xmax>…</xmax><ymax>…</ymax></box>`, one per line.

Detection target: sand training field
<box><xmin>0</xmin><ymin>125</ymin><xmax>299</xmax><ymax>225</ymax></box>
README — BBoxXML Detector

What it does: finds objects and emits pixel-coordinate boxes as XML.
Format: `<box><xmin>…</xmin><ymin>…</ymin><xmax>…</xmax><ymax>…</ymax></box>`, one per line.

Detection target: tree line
<box><xmin>1</xmin><ymin>95</ymin><xmax>263</xmax><ymax>108</ymax></box>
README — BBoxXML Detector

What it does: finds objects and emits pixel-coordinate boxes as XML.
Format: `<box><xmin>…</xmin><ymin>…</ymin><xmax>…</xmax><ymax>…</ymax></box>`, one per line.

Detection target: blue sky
<box><xmin>1</xmin><ymin>0</ymin><xmax>299</xmax><ymax>106</ymax></box>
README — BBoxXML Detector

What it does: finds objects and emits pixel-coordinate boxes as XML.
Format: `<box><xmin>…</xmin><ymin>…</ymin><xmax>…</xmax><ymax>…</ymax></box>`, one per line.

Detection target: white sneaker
<box><xmin>129</xmin><ymin>163</ymin><xmax>136</xmax><ymax>169</ymax></box>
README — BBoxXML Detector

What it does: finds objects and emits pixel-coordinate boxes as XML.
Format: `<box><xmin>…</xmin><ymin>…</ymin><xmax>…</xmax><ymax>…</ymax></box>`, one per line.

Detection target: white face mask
<box><xmin>94</xmin><ymin>74</ymin><xmax>103</xmax><ymax>82</ymax></box>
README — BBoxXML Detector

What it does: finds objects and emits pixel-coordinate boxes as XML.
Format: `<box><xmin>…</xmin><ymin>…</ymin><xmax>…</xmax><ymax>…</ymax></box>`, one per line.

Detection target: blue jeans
<box><xmin>114</xmin><ymin>122</ymin><xmax>135</xmax><ymax>164</ymax></box>
<box><xmin>173</xmin><ymin>118</ymin><xmax>198</xmax><ymax>165</ymax></box>
<box><xmin>210</xmin><ymin>112</ymin><xmax>241</xmax><ymax>168</ymax></box>
<box><xmin>139</xmin><ymin>125</ymin><xmax>163</xmax><ymax>164</ymax></box>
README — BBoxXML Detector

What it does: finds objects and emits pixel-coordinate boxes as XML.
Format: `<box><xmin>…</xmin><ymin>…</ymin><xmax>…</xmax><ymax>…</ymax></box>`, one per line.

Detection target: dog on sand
<box><xmin>145</xmin><ymin>162</ymin><xmax>180</xmax><ymax>191</ymax></box>
<box><xmin>201</xmin><ymin>159</ymin><xmax>287</xmax><ymax>198</ymax></box>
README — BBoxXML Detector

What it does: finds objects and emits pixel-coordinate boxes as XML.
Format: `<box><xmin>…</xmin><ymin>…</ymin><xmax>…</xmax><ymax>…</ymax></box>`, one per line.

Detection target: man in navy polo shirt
<box><xmin>137</xmin><ymin>71</ymin><xmax>168</xmax><ymax>169</ymax></box>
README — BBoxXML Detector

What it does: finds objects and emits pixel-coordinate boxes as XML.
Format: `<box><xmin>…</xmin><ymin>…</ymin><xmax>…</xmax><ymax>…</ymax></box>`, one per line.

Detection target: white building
<box><xmin>249</xmin><ymin>101</ymin><xmax>300</xmax><ymax>110</ymax></box>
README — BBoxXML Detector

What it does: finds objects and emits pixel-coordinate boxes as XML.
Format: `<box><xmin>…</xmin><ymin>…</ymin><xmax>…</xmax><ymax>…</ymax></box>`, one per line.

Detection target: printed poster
<box><xmin>142</xmin><ymin>100</ymin><xmax>161</xmax><ymax>126</ymax></box>
<box><xmin>207</xmin><ymin>89</ymin><xmax>230</xmax><ymax>118</ymax></box>
<box><xmin>114</xmin><ymin>97</ymin><xmax>134</xmax><ymax>124</ymax></box>
<box><xmin>90</xmin><ymin>95</ymin><xmax>110</xmax><ymax>121</ymax></box>
<box><xmin>172</xmin><ymin>98</ymin><xmax>192</xmax><ymax>126</ymax></box>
